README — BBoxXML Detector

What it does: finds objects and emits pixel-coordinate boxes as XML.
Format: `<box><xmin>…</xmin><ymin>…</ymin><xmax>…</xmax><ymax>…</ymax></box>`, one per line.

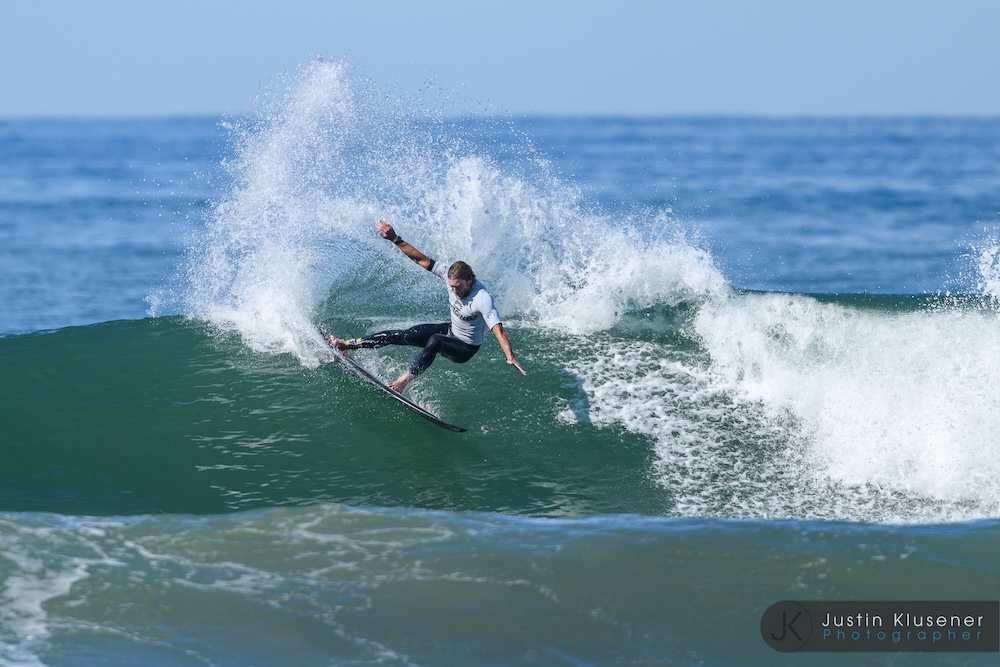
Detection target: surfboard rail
<box><xmin>325</xmin><ymin>350</ymin><xmax>467</xmax><ymax>433</ymax></box>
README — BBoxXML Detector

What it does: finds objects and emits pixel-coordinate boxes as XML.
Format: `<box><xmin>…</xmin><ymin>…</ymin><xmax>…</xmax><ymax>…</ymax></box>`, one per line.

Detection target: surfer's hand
<box><xmin>508</xmin><ymin>356</ymin><xmax>527</xmax><ymax>376</ymax></box>
<box><xmin>376</xmin><ymin>220</ymin><xmax>397</xmax><ymax>242</ymax></box>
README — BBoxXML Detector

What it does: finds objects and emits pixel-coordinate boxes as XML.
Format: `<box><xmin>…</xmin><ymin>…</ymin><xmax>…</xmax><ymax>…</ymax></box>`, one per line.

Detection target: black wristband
<box><xmin>393</xmin><ymin>236</ymin><xmax>404</xmax><ymax>246</ymax></box>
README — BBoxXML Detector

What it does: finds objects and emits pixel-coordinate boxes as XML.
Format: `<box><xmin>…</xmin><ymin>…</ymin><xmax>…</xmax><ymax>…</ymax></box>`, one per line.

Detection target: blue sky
<box><xmin>3</xmin><ymin>0</ymin><xmax>999</xmax><ymax>117</ymax></box>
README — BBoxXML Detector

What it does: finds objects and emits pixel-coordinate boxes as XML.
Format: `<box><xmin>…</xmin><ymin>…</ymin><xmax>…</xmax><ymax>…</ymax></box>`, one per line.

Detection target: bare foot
<box><xmin>387</xmin><ymin>372</ymin><xmax>416</xmax><ymax>393</ymax></box>
<box><xmin>326</xmin><ymin>336</ymin><xmax>350</xmax><ymax>351</ymax></box>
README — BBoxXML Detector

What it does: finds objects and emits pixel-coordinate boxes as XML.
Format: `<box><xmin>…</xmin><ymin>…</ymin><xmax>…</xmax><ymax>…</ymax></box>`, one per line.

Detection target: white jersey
<box><xmin>429</xmin><ymin>260</ymin><xmax>502</xmax><ymax>346</ymax></box>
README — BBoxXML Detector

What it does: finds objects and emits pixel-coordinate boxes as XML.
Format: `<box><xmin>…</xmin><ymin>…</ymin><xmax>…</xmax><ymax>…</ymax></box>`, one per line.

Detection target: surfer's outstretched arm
<box><xmin>491</xmin><ymin>323</ymin><xmax>527</xmax><ymax>376</ymax></box>
<box><xmin>377</xmin><ymin>220</ymin><xmax>433</xmax><ymax>269</ymax></box>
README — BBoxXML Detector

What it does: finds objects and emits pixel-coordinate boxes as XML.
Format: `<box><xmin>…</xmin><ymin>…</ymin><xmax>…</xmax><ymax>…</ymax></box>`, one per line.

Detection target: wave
<box><xmin>6</xmin><ymin>289</ymin><xmax>1000</xmax><ymax>525</ymax></box>
<box><xmin>28</xmin><ymin>60</ymin><xmax>979</xmax><ymax>525</ymax></box>
<box><xmin>0</xmin><ymin>317</ymin><xmax>660</xmax><ymax>517</ymax></box>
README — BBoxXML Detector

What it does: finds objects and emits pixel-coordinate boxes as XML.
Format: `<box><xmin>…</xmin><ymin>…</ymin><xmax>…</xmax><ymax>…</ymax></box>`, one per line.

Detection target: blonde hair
<box><xmin>448</xmin><ymin>261</ymin><xmax>475</xmax><ymax>281</ymax></box>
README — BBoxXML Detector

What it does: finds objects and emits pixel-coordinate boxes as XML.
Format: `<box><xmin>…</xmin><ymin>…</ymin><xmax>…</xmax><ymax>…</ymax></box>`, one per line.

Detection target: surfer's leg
<box><xmin>407</xmin><ymin>335</ymin><xmax>480</xmax><ymax>376</ymax></box>
<box><xmin>348</xmin><ymin>323</ymin><xmax>450</xmax><ymax>350</ymax></box>
<box><xmin>336</xmin><ymin>324</ymin><xmax>449</xmax><ymax>393</ymax></box>
<box><xmin>387</xmin><ymin>331</ymin><xmax>479</xmax><ymax>393</ymax></box>
<box><xmin>437</xmin><ymin>337</ymin><xmax>481</xmax><ymax>364</ymax></box>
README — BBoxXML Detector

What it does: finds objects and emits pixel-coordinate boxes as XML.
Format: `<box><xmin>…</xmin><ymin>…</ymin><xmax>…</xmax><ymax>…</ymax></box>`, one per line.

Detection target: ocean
<box><xmin>2</xmin><ymin>60</ymin><xmax>1000</xmax><ymax>665</ymax></box>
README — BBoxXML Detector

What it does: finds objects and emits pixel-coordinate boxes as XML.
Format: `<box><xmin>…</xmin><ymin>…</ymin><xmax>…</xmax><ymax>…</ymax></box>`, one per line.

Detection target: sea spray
<box><xmin>180</xmin><ymin>61</ymin><xmax>362</xmax><ymax>363</ymax></box>
<box><xmin>178</xmin><ymin>60</ymin><xmax>725</xmax><ymax>357</ymax></box>
<box><xmin>177</xmin><ymin>61</ymin><xmax>459</xmax><ymax>362</ymax></box>
<box><xmin>969</xmin><ymin>231</ymin><xmax>1000</xmax><ymax>304</ymax></box>
<box><xmin>411</xmin><ymin>155</ymin><xmax>727</xmax><ymax>333</ymax></box>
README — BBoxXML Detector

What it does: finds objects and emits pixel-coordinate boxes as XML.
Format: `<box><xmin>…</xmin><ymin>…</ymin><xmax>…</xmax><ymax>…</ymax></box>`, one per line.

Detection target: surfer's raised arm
<box><xmin>376</xmin><ymin>219</ymin><xmax>432</xmax><ymax>269</ymax></box>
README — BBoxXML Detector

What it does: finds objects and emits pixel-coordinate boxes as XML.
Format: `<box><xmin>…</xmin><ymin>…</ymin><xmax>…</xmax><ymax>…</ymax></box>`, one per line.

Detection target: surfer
<box><xmin>327</xmin><ymin>220</ymin><xmax>527</xmax><ymax>393</ymax></box>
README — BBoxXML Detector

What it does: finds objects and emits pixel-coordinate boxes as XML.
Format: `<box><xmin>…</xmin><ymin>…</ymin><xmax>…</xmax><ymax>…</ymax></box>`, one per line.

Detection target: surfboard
<box><xmin>325</xmin><ymin>350</ymin><xmax>467</xmax><ymax>433</ymax></box>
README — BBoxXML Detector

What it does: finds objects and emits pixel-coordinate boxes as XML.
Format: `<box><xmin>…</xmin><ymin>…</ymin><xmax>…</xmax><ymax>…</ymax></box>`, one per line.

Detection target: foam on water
<box><xmin>0</xmin><ymin>516</ymin><xmax>125</xmax><ymax>667</ymax></box>
<box><xmin>2</xmin><ymin>505</ymin><xmax>998</xmax><ymax>665</ymax></box>
<box><xmin>698</xmin><ymin>293</ymin><xmax>1000</xmax><ymax>519</ymax></box>
<box><xmin>562</xmin><ymin>292</ymin><xmax>1000</xmax><ymax>523</ymax></box>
